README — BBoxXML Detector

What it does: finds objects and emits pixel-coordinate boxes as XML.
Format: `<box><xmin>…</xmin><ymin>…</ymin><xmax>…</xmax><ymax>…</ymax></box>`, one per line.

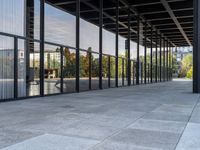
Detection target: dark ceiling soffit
<box><xmin>160</xmin><ymin>0</ymin><xmax>192</xmax><ymax>46</ymax></box>
<box><xmin>118</xmin><ymin>0</ymin><xmax>176</xmax><ymax>47</ymax></box>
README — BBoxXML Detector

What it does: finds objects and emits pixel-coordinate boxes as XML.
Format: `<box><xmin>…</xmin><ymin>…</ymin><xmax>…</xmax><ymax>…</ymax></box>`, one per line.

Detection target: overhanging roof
<box><xmin>46</xmin><ymin>0</ymin><xmax>193</xmax><ymax>47</ymax></box>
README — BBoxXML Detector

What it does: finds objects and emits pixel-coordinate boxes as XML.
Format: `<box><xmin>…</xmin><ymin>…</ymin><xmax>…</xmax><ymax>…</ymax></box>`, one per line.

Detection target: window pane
<box><xmin>45</xmin><ymin>3</ymin><xmax>76</xmax><ymax>47</ymax></box>
<box><xmin>63</xmin><ymin>48</ymin><xmax>76</xmax><ymax>93</ymax></box>
<box><xmin>0</xmin><ymin>36</ymin><xmax>14</xmax><ymax>99</ymax></box>
<box><xmin>80</xmin><ymin>19</ymin><xmax>99</xmax><ymax>52</ymax></box>
<box><xmin>91</xmin><ymin>53</ymin><xmax>99</xmax><ymax>90</ymax></box>
<box><xmin>0</xmin><ymin>0</ymin><xmax>25</xmax><ymax>36</ymax></box>
<box><xmin>102</xmin><ymin>55</ymin><xmax>109</xmax><ymax>89</ymax></box>
<box><xmin>44</xmin><ymin>44</ymin><xmax>61</xmax><ymax>95</ymax></box>
<box><xmin>80</xmin><ymin>51</ymin><xmax>89</xmax><ymax>91</ymax></box>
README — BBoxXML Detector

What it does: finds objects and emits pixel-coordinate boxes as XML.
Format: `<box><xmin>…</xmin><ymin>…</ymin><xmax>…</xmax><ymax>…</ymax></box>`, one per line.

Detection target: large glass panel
<box><xmin>29</xmin><ymin>42</ymin><xmax>40</xmax><ymax>96</ymax></box>
<box><xmin>102</xmin><ymin>55</ymin><xmax>109</xmax><ymax>89</ymax></box>
<box><xmin>18</xmin><ymin>40</ymin><xmax>40</xmax><ymax>97</ymax></box>
<box><xmin>130</xmin><ymin>60</ymin><xmax>134</xmax><ymax>85</ymax></box>
<box><xmin>110</xmin><ymin>56</ymin><xmax>116</xmax><ymax>87</ymax></box>
<box><xmin>91</xmin><ymin>53</ymin><xmax>99</xmax><ymax>90</ymax></box>
<box><xmin>80</xmin><ymin>0</ymin><xmax>99</xmax><ymax>53</ymax></box>
<box><xmin>80</xmin><ymin>19</ymin><xmax>99</xmax><ymax>52</ymax></box>
<box><xmin>140</xmin><ymin>45</ymin><xmax>145</xmax><ymax>84</ymax></box>
<box><xmin>130</xmin><ymin>41</ymin><xmax>137</xmax><ymax>60</ymax></box>
<box><xmin>44</xmin><ymin>44</ymin><xmax>61</xmax><ymax>95</ymax></box>
<box><xmin>119</xmin><ymin>36</ymin><xmax>126</xmax><ymax>58</ymax></box>
<box><xmin>80</xmin><ymin>51</ymin><xmax>89</xmax><ymax>91</ymax></box>
<box><xmin>63</xmin><ymin>48</ymin><xmax>76</xmax><ymax>93</ymax></box>
<box><xmin>44</xmin><ymin>3</ymin><xmax>76</xmax><ymax>47</ymax></box>
<box><xmin>103</xmin><ymin>29</ymin><xmax>115</xmax><ymax>55</ymax></box>
<box><xmin>33</xmin><ymin>0</ymin><xmax>40</xmax><ymax>40</ymax></box>
<box><xmin>0</xmin><ymin>0</ymin><xmax>25</xmax><ymax>36</ymax></box>
<box><xmin>0</xmin><ymin>36</ymin><xmax>14</xmax><ymax>99</ymax></box>
<box><xmin>118</xmin><ymin>57</ymin><xmax>123</xmax><ymax>86</ymax></box>
<box><xmin>124</xmin><ymin>58</ymin><xmax>128</xmax><ymax>86</ymax></box>
<box><xmin>18</xmin><ymin>39</ymin><xmax>26</xmax><ymax>97</ymax></box>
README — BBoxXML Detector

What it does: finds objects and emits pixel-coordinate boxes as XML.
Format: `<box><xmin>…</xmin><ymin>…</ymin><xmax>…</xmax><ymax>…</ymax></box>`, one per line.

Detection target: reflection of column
<box><xmin>47</xmin><ymin>53</ymin><xmax>50</xmax><ymax>69</ymax></box>
<box><xmin>26</xmin><ymin>0</ymin><xmax>34</xmax><ymax>83</ymax></box>
<box><xmin>25</xmin><ymin>0</ymin><xmax>35</xmax><ymax>97</ymax></box>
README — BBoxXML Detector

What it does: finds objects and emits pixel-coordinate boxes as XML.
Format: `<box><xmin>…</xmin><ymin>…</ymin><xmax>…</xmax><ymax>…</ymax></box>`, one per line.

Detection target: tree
<box><xmin>179</xmin><ymin>54</ymin><xmax>192</xmax><ymax>78</ymax></box>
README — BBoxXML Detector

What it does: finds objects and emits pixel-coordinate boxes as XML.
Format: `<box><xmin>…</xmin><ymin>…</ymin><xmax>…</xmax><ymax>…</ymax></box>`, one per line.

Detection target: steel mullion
<box><xmin>40</xmin><ymin>0</ymin><xmax>45</xmax><ymax>96</ymax></box>
<box><xmin>76</xmin><ymin>0</ymin><xmax>80</xmax><ymax>92</ymax></box>
<box><xmin>99</xmin><ymin>0</ymin><xmax>103</xmax><ymax>89</ymax></box>
<box><xmin>60</xmin><ymin>46</ymin><xmax>64</xmax><ymax>93</ymax></box>
<box><xmin>14</xmin><ymin>37</ymin><xmax>18</xmax><ymax>99</ymax></box>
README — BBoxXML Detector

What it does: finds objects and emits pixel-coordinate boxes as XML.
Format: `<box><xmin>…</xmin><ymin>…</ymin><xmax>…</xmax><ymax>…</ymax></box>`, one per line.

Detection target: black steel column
<box><xmin>76</xmin><ymin>0</ymin><xmax>80</xmax><ymax>92</ymax></box>
<box><xmin>60</xmin><ymin>47</ymin><xmax>64</xmax><ymax>93</ymax></box>
<box><xmin>99</xmin><ymin>0</ymin><xmax>103</xmax><ymax>89</ymax></box>
<box><xmin>136</xmin><ymin>16</ymin><xmax>140</xmax><ymax>85</ymax></box>
<box><xmin>144</xmin><ymin>22</ymin><xmax>147</xmax><ymax>84</ymax></box>
<box><xmin>115</xmin><ymin>0</ymin><xmax>119</xmax><ymax>87</ymax></box>
<box><xmin>122</xmin><ymin>59</ymin><xmax>124</xmax><ymax>86</ymax></box>
<box><xmin>89</xmin><ymin>52</ymin><xmax>92</xmax><ymax>90</ymax></box>
<box><xmin>193</xmin><ymin>0</ymin><xmax>200</xmax><ymax>93</ymax></box>
<box><xmin>150</xmin><ymin>26</ymin><xmax>153</xmax><ymax>83</ymax></box>
<box><xmin>40</xmin><ymin>0</ymin><xmax>44</xmax><ymax>96</ymax></box>
<box><xmin>108</xmin><ymin>56</ymin><xmax>111</xmax><ymax>88</ymax></box>
<box><xmin>127</xmin><ymin>8</ymin><xmax>131</xmax><ymax>86</ymax></box>
<box><xmin>14</xmin><ymin>37</ymin><xmax>18</xmax><ymax>99</ymax></box>
<box><xmin>155</xmin><ymin>31</ymin><xmax>158</xmax><ymax>82</ymax></box>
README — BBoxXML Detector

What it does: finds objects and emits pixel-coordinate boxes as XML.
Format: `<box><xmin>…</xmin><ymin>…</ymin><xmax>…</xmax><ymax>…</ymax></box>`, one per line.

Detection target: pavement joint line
<box><xmin>174</xmin><ymin>94</ymin><xmax>200</xmax><ymax>150</ymax></box>
<box><xmin>87</xmin><ymin>103</ymin><xmax>163</xmax><ymax>150</ymax></box>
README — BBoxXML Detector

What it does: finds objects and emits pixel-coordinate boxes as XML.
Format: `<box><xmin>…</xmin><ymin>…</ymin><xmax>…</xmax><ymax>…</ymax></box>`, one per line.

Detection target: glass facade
<box><xmin>0</xmin><ymin>0</ymin><xmax>173</xmax><ymax>101</ymax></box>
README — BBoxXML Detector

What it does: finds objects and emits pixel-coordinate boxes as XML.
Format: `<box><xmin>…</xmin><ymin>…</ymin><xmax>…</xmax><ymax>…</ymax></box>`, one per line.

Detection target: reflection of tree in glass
<box><xmin>63</xmin><ymin>47</ymin><xmax>76</xmax><ymax>78</ymax></box>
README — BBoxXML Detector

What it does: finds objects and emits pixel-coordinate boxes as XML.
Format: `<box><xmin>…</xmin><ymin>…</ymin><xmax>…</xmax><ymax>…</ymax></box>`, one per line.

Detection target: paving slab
<box><xmin>104</xmin><ymin>128</ymin><xmax>181</xmax><ymax>150</ymax></box>
<box><xmin>0</xmin><ymin>134</ymin><xmax>99</xmax><ymax>150</ymax></box>
<box><xmin>176</xmin><ymin>123</ymin><xmax>200</xmax><ymax>150</ymax></box>
<box><xmin>128</xmin><ymin>119</ymin><xmax>186</xmax><ymax>133</ymax></box>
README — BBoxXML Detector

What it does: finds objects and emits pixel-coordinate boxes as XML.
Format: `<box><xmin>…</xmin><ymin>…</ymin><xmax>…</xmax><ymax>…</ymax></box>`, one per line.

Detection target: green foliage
<box><xmin>186</xmin><ymin>66</ymin><xmax>193</xmax><ymax>79</ymax></box>
<box><xmin>179</xmin><ymin>54</ymin><xmax>192</xmax><ymax>78</ymax></box>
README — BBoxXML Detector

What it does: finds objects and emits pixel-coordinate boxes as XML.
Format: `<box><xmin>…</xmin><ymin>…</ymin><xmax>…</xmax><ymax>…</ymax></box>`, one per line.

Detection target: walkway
<box><xmin>0</xmin><ymin>79</ymin><xmax>199</xmax><ymax>150</ymax></box>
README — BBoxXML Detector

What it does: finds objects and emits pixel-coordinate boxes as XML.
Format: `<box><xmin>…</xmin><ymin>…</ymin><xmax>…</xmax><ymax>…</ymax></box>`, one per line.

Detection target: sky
<box><xmin>0</xmin><ymin>0</ymin><xmax>143</xmax><ymax>58</ymax></box>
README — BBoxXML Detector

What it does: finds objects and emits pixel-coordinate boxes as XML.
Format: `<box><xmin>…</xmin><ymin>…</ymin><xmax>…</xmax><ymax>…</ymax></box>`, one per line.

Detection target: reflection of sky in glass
<box><xmin>80</xmin><ymin>19</ymin><xmax>99</xmax><ymax>52</ymax></box>
<box><xmin>0</xmin><ymin>0</ymin><xmax>143</xmax><ymax>57</ymax></box>
<box><xmin>45</xmin><ymin>3</ymin><xmax>76</xmax><ymax>47</ymax></box>
<box><xmin>103</xmin><ymin>29</ymin><xmax>115</xmax><ymax>55</ymax></box>
<box><xmin>0</xmin><ymin>0</ymin><xmax>24</xmax><ymax>36</ymax></box>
